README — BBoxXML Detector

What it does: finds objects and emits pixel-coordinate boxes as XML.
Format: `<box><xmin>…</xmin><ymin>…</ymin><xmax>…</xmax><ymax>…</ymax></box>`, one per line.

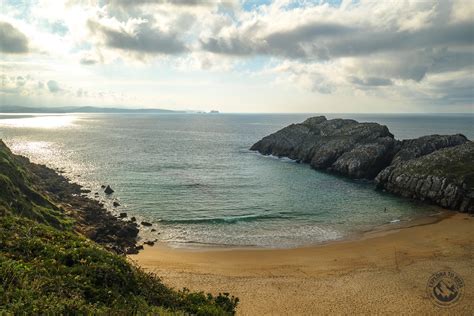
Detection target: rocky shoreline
<box><xmin>12</xmin><ymin>151</ymin><xmax>143</xmax><ymax>254</ymax></box>
<box><xmin>251</xmin><ymin>116</ymin><xmax>473</xmax><ymax>213</ymax></box>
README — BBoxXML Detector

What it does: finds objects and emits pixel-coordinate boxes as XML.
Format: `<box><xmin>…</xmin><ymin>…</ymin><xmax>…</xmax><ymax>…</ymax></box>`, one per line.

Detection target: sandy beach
<box><xmin>130</xmin><ymin>212</ymin><xmax>474</xmax><ymax>315</ymax></box>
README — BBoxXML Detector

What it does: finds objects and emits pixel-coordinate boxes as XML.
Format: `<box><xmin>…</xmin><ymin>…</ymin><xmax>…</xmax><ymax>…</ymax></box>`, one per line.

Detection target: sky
<box><xmin>0</xmin><ymin>0</ymin><xmax>473</xmax><ymax>113</ymax></box>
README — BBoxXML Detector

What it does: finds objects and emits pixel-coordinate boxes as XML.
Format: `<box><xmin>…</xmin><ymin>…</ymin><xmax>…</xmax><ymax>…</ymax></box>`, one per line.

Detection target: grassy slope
<box><xmin>0</xmin><ymin>141</ymin><xmax>238</xmax><ymax>315</ymax></box>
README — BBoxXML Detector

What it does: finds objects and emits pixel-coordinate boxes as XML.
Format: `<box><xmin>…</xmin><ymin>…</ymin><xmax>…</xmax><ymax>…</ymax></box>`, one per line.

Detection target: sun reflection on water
<box><xmin>0</xmin><ymin>115</ymin><xmax>77</xmax><ymax>129</ymax></box>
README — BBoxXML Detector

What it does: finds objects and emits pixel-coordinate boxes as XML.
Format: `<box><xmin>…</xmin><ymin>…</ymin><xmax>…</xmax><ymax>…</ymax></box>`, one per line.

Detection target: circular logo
<box><xmin>426</xmin><ymin>270</ymin><xmax>464</xmax><ymax>307</ymax></box>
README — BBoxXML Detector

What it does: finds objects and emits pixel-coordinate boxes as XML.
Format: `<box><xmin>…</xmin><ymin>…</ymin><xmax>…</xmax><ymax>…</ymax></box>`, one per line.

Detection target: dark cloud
<box><xmin>350</xmin><ymin>76</ymin><xmax>393</xmax><ymax>87</ymax></box>
<box><xmin>88</xmin><ymin>20</ymin><xmax>187</xmax><ymax>55</ymax></box>
<box><xmin>325</xmin><ymin>22</ymin><xmax>474</xmax><ymax>59</ymax></box>
<box><xmin>199</xmin><ymin>37</ymin><xmax>257</xmax><ymax>56</ymax></box>
<box><xmin>201</xmin><ymin>21</ymin><xmax>474</xmax><ymax>60</ymax></box>
<box><xmin>264</xmin><ymin>22</ymin><xmax>355</xmax><ymax>59</ymax></box>
<box><xmin>47</xmin><ymin>80</ymin><xmax>61</xmax><ymax>93</ymax></box>
<box><xmin>0</xmin><ymin>21</ymin><xmax>29</xmax><ymax>54</ymax></box>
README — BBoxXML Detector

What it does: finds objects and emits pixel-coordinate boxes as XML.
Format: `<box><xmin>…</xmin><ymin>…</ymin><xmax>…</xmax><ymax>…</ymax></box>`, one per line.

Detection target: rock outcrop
<box><xmin>375</xmin><ymin>142</ymin><xmax>474</xmax><ymax>212</ymax></box>
<box><xmin>250</xmin><ymin>116</ymin><xmax>398</xmax><ymax>179</ymax></box>
<box><xmin>104</xmin><ymin>185</ymin><xmax>114</xmax><ymax>194</ymax></box>
<box><xmin>389</xmin><ymin>134</ymin><xmax>468</xmax><ymax>165</ymax></box>
<box><xmin>251</xmin><ymin>116</ymin><xmax>473</xmax><ymax>212</ymax></box>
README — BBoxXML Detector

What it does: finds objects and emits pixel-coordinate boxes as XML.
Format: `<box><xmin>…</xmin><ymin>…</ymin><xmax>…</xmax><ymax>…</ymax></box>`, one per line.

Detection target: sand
<box><xmin>129</xmin><ymin>212</ymin><xmax>474</xmax><ymax>315</ymax></box>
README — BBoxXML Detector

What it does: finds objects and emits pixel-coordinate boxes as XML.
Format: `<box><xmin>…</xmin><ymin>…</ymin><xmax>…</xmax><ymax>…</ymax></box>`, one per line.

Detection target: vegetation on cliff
<box><xmin>0</xmin><ymin>141</ymin><xmax>238</xmax><ymax>314</ymax></box>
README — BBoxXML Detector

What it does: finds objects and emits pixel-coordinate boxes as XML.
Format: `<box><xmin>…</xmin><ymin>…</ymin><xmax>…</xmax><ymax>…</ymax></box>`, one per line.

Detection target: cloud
<box><xmin>76</xmin><ymin>88</ymin><xmax>86</xmax><ymax>97</ymax></box>
<box><xmin>200</xmin><ymin>18</ymin><xmax>474</xmax><ymax>61</ymax></box>
<box><xmin>199</xmin><ymin>0</ymin><xmax>473</xmax><ymax>105</ymax></box>
<box><xmin>88</xmin><ymin>19</ymin><xmax>188</xmax><ymax>55</ymax></box>
<box><xmin>107</xmin><ymin>0</ymin><xmax>234</xmax><ymax>8</ymax></box>
<box><xmin>109</xmin><ymin>0</ymin><xmax>206</xmax><ymax>6</ymax></box>
<box><xmin>350</xmin><ymin>77</ymin><xmax>393</xmax><ymax>87</ymax></box>
<box><xmin>0</xmin><ymin>74</ymin><xmax>45</xmax><ymax>96</ymax></box>
<box><xmin>0</xmin><ymin>21</ymin><xmax>29</xmax><ymax>54</ymax></box>
<box><xmin>47</xmin><ymin>80</ymin><xmax>61</xmax><ymax>93</ymax></box>
<box><xmin>80</xmin><ymin>57</ymin><xmax>98</xmax><ymax>65</ymax></box>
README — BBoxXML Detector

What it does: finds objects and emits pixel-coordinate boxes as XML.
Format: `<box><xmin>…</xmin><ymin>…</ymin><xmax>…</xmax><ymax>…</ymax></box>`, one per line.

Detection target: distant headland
<box><xmin>0</xmin><ymin>105</ymin><xmax>183</xmax><ymax>114</ymax></box>
<box><xmin>251</xmin><ymin>116</ymin><xmax>473</xmax><ymax>212</ymax></box>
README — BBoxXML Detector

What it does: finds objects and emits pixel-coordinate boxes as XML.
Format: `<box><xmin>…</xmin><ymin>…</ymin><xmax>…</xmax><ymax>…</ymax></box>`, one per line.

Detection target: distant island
<box><xmin>251</xmin><ymin>116</ymin><xmax>473</xmax><ymax>212</ymax></box>
<box><xmin>0</xmin><ymin>105</ymin><xmax>183</xmax><ymax>114</ymax></box>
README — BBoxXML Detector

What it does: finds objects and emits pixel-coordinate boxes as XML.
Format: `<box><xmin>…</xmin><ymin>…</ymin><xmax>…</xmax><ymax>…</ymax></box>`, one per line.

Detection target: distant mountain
<box><xmin>0</xmin><ymin>105</ymin><xmax>183</xmax><ymax>114</ymax></box>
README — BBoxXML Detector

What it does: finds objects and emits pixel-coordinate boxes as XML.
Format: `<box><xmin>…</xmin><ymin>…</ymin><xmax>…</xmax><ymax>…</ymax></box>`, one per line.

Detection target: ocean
<box><xmin>0</xmin><ymin>113</ymin><xmax>472</xmax><ymax>248</ymax></box>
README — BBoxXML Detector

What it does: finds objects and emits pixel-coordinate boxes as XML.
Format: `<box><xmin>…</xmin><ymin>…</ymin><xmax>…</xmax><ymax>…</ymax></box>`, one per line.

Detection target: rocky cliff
<box><xmin>251</xmin><ymin>116</ymin><xmax>473</xmax><ymax>212</ymax></box>
<box><xmin>250</xmin><ymin>116</ymin><xmax>398</xmax><ymax>179</ymax></box>
<box><xmin>375</xmin><ymin>142</ymin><xmax>474</xmax><ymax>212</ymax></box>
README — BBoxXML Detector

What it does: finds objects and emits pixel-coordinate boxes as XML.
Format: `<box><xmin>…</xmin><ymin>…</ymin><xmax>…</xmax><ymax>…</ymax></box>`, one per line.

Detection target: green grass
<box><xmin>0</xmin><ymin>141</ymin><xmax>238</xmax><ymax>315</ymax></box>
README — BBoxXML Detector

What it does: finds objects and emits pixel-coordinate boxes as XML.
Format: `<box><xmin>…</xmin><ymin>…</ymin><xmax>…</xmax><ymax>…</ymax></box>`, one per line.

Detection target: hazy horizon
<box><xmin>1</xmin><ymin>0</ymin><xmax>473</xmax><ymax>113</ymax></box>
<box><xmin>1</xmin><ymin>104</ymin><xmax>474</xmax><ymax>115</ymax></box>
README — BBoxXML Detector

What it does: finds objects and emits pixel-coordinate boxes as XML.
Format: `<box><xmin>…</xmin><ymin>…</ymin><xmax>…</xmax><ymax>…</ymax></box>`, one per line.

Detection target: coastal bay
<box><xmin>3</xmin><ymin>113</ymin><xmax>469</xmax><ymax>249</ymax></box>
<box><xmin>2</xmin><ymin>113</ymin><xmax>473</xmax><ymax>314</ymax></box>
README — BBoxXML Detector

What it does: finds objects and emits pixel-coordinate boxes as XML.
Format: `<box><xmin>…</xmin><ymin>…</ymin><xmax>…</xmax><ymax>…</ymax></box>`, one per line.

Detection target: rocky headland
<box><xmin>251</xmin><ymin>116</ymin><xmax>473</xmax><ymax>212</ymax></box>
<box><xmin>0</xmin><ymin>140</ymin><xmax>141</xmax><ymax>254</ymax></box>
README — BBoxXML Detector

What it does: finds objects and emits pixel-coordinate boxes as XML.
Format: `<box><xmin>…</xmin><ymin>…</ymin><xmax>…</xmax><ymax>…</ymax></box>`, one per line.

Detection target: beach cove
<box><xmin>131</xmin><ymin>212</ymin><xmax>474</xmax><ymax>315</ymax></box>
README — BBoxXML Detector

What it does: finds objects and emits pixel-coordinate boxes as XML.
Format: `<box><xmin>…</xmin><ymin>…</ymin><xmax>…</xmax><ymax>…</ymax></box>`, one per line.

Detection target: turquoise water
<box><xmin>0</xmin><ymin>113</ymin><xmax>472</xmax><ymax>248</ymax></box>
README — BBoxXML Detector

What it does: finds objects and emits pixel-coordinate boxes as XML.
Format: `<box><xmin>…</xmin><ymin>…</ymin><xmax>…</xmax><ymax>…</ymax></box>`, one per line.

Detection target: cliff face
<box><xmin>375</xmin><ymin>142</ymin><xmax>474</xmax><ymax>212</ymax></box>
<box><xmin>251</xmin><ymin>116</ymin><xmax>473</xmax><ymax>212</ymax></box>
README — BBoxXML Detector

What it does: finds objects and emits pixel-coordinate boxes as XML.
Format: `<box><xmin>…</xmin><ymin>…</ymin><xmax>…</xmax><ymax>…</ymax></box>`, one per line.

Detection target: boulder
<box><xmin>141</xmin><ymin>221</ymin><xmax>152</xmax><ymax>227</ymax></box>
<box><xmin>119</xmin><ymin>212</ymin><xmax>127</xmax><ymax>218</ymax></box>
<box><xmin>116</xmin><ymin>225</ymin><xmax>139</xmax><ymax>239</ymax></box>
<box><xmin>113</xmin><ymin>201</ymin><xmax>121</xmax><ymax>207</ymax></box>
<box><xmin>104</xmin><ymin>185</ymin><xmax>114</xmax><ymax>194</ymax></box>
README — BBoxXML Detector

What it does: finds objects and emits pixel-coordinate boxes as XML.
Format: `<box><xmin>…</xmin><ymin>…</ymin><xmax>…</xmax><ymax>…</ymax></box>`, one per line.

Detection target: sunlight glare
<box><xmin>0</xmin><ymin>115</ymin><xmax>77</xmax><ymax>129</ymax></box>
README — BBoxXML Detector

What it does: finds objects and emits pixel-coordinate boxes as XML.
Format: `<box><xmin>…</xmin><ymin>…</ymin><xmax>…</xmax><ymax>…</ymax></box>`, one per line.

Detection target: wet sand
<box><xmin>130</xmin><ymin>212</ymin><xmax>474</xmax><ymax>315</ymax></box>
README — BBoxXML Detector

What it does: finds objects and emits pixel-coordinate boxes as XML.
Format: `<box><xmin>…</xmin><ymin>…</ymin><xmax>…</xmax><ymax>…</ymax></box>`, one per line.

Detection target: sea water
<box><xmin>0</xmin><ymin>113</ymin><xmax>472</xmax><ymax>248</ymax></box>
